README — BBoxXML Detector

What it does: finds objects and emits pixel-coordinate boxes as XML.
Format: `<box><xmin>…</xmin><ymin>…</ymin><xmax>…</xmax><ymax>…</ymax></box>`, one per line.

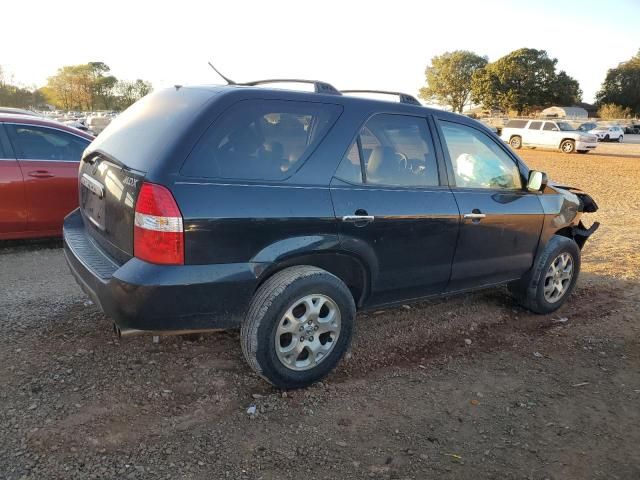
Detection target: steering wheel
<box><xmin>395</xmin><ymin>152</ymin><xmax>409</xmax><ymax>171</ymax></box>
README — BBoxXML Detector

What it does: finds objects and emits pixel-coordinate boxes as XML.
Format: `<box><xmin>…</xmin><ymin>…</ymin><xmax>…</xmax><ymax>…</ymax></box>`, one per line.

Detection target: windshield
<box><xmin>556</xmin><ymin>122</ymin><xmax>575</xmax><ymax>131</ymax></box>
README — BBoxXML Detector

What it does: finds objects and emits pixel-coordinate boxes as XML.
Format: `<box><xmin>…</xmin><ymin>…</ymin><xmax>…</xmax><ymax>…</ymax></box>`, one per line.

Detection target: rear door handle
<box><xmin>463</xmin><ymin>213</ymin><xmax>486</xmax><ymax>219</ymax></box>
<box><xmin>27</xmin><ymin>170</ymin><xmax>54</xmax><ymax>178</ymax></box>
<box><xmin>342</xmin><ymin>215</ymin><xmax>375</xmax><ymax>224</ymax></box>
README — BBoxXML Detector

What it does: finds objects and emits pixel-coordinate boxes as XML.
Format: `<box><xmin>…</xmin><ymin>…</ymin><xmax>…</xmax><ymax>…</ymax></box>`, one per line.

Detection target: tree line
<box><xmin>419</xmin><ymin>48</ymin><xmax>640</xmax><ymax>117</ymax></box>
<box><xmin>0</xmin><ymin>62</ymin><xmax>152</xmax><ymax>111</ymax></box>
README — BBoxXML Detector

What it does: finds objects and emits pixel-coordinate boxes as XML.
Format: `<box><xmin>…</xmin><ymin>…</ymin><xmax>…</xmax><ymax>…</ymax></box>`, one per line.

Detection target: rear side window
<box><xmin>182</xmin><ymin>100</ymin><xmax>342</xmax><ymax>180</ymax></box>
<box><xmin>528</xmin><ymin>121</ymin><xmax>542</xmax><ymax>130</ymax></box>
<box><xmin>505</xmin><ymin>119</ymin><xmax>527</xmax><ymax>128</ymax></box>
<box><xmin>334</xmin><ymin>114</ymin><xmax>439</xmax><ymax>187</ymax></box>
<box><xmin>6</xmin><ymin>124</ymin><xmax>88</xmax><ymax>161</ymax></box>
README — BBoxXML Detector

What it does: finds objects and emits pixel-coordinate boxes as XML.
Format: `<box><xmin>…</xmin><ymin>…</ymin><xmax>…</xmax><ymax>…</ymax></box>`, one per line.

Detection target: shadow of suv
<box><xmin>63</xmin><ymin>81</ymin><xmax>599</xmax><ymax>388</ymax></box>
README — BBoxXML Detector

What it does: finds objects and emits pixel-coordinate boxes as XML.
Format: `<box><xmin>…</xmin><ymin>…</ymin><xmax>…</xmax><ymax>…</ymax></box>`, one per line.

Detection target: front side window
<box><xmin>528</xmin><ymin>121</ymin><xmax>542</xmax><ymax>130</ymax></box>
<box><xmin>439</xmin><ymin>121</ymin><xmax>522</xmax><ymax>190</ymax></box>
<box><xmin>7</xmin><ymin>125</ymin><xmax>89</xmax><ymax>161</ymax></box>
<box><xmin>334</xmin><ymin>114</ymin><xmax>439</xmax><ymax>187</ymax></box>
<box><xmin>181</xmin><ymin>100</ymin><xmax>342</xmax><ymax>180</ymax></box>
<box><xmin>542</xmin><ymin>122</ymin><xmax>557</xmax><ymax>131</ymax></box>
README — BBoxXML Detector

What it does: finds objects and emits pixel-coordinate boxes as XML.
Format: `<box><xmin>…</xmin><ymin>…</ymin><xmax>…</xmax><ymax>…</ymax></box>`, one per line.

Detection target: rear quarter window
<box><xmin>505</xmin><ymin>120</ymin><xmax>528</xmax><ymax>128</ymax></box>
<box><xmin>181</xmin><ymin>99</ymin><xmax>342</xmax><ymax>181</ymax></box>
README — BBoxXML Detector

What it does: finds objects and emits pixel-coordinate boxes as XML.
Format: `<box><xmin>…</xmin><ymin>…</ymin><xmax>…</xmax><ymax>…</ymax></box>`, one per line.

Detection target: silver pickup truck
<box><xmin>501</xmin><ymin>119</ymin><xmax>598</xmax><ymax>154</ymax></box>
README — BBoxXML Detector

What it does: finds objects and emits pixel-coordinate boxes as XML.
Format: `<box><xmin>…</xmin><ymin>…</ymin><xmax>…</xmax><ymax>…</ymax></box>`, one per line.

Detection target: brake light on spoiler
<box><xmin>134</xmin><ymin>182</ymin><xmax>184</xmax><ymax>265</ymax></box>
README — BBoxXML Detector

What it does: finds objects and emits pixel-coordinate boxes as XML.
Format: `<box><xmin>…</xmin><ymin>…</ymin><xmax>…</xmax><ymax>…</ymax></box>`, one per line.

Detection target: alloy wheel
<box><xmin>274</xmin><ymin>294</ymin><xmax>341</xmax><ymax>371</ymax></box>
<box><xmin>543</xmin><ymin>252</ymin><xmax>574</xmax><ymax>303</ymax></box>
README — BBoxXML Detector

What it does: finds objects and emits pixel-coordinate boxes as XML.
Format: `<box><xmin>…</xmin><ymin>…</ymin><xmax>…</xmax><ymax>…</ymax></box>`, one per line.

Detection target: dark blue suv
<box><xmin>63</xmin><ymin>81</ymin><xmax>598</xmax><ymax>388</ymax></box>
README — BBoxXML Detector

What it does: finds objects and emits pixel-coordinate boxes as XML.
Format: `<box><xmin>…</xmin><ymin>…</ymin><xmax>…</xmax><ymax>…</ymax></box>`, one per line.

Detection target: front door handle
<box><xmin>463</xmin><ymin>213</ymin><xmax>486</xmax><ymax>219</ymax></box>
<box><xmin>28</xmin><ymin>170</ymin><xmax>54</xmax><ymax>178</ymax></box>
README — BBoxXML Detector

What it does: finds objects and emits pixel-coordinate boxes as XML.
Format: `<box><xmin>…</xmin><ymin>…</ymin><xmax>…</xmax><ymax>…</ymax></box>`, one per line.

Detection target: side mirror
<box><xmin>551</xmin><ymin>127</ymin><xmax>559</xmax><ymax>131</ymax></box>
<box><xmin>527</xmin><ymin>170</ymin><xmax>548</xmax><ymax>192</ymax></box>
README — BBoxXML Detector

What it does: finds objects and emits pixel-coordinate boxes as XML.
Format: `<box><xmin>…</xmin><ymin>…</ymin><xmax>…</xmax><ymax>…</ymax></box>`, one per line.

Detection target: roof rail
<box><xmin>341</xmin><ymin>90</ymin><xmax>421</xmax><ymax>106</ymax></box>
<box><xmin>241</xmin><ymin>79</ymin><xmax>341</xmax><ymax>96</ymax></box>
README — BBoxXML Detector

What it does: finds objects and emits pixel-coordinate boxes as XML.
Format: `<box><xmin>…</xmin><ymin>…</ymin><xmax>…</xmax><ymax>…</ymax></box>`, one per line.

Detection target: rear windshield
<box><xmin>86</xmin><ymin>87</ymin><xmax>219</xmax><ymax>171</ymax></box>
<box><xmin>181</xmin><ymin>99</ymin><xmax>342</xmax><ymax>181</ymax></box>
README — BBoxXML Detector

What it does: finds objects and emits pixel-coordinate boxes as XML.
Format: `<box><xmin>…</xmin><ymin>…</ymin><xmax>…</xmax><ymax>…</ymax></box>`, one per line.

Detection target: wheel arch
<box><xmin>255</xmin><ymin>251</ymin><xmax>370</xmax><ymax>308</ymax></box>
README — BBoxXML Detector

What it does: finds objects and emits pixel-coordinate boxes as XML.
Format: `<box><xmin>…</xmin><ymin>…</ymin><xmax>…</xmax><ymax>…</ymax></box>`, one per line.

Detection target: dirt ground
<box><xmin>1</xmin><ymin>144</ymin><xmax>639</xmax><ymax>479</ymax></box>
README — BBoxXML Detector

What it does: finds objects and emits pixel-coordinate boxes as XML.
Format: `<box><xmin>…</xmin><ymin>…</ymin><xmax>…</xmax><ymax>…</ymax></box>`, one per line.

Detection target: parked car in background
<box><xmin>501</xmin><ymin>119</ymin><xmax>598</xmax><ymax>154</ymax></box>
<box><xmin>64</xmin><ymin>82</ymin><xmax>598</xmax><ymax>389</ymax></box>
<box><xmin>85</xmin><ymin>114</ymin><xmax>112</xmax><ymax>135</ymax></box>
<box><xmin>589</xmin><ymin>125</ymin><xmax>624</xmax><ymax>142</ymax></box>
<box><xmin>0</xmin><ymin>107</ymin><xmax>39</xmax><ymax>117</ymax></box>
<box><xmin>623</xmin><ymin>124</ymin><xmax>640</xmax><ymax>135</ymax></box>
<box><xmin>0</xmin><ymin>114</ymin><xmax>93</xmax><ymax>240</ymax></box>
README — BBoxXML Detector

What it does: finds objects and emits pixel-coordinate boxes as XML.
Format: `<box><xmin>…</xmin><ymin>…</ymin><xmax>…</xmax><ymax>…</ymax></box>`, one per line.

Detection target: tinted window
<box><xmin>542</xmin><ymin>122</ymin><xmax>557</xmax><ymax>131</ymax></box>
<box><xmin>506</xmin><ymin>119</ymin><xmax>528</xmax><ymax>128</ymax></box>
<box><xmin>182</xmin><ymin>100</ymin><xmax>341</xmax><ymax>180</ymax></box>
<box><xmin>528</xmin><ymin>121</ymin><xmax>542</xmax><ymax>130</ymax></box>
<box><xmin>334</xmin><ymin>142</ymin><xmax>363</xmax><ymax>184</ymax></box>
<box><xmin>440</xmin><ymin>121</ymin><xmax>522</xmax><ymax>190</ymax></box>
<box><xmin>335</xmin><ymin>114</ymin><xmax>438</xmax><ymax>187</ymax></box>
<box><xmin>7</xmin><ymin>125</ymin><xmax>88</xmax><ymax>161</ymax></box>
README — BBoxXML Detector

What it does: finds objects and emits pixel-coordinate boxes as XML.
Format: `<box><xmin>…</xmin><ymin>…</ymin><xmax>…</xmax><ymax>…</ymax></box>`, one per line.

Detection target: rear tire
<box><xmin>241</xmin><ymin>266</ymin><xmax>355</xmax><ymax>389</ymax></box>
<box><xmin>509</xmin><ymin>136</ymin><xmax>522</xmax><ymax>149</ymax></box>
<box><xmin>604</xmin><ymin>134</ymin><xmax>610</xmax><ymax>141</ymax></box>
<box><xmin>618</xmin><ymin>135</ymin><xmax>623</xmax><ymax>143</ymax></box>
<box><xmin>509</xmin><ymin>236</ymin><xmax>581</xmax><ymax>314</ymax></box>
<box><xmin>560</xmin><ymin>139</ymin><xmax>575</xmax><ymax>154</ymax></box>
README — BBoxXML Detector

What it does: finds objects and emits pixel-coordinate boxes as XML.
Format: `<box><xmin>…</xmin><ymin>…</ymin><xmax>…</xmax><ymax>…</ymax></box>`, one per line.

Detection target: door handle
<box><xmin>342</xmin><ymin>215</ymin><xmax>375</xmax><ymax>223</ymax></box>
<box><xmin>28</xmin><ymin>170</ymin><xmax>54</xmax><ymax>178</ymax></box>
<box><xmin>463</xmin><ymin>213</ymin><xmax>486</xmax><ymax>219</ymax></box>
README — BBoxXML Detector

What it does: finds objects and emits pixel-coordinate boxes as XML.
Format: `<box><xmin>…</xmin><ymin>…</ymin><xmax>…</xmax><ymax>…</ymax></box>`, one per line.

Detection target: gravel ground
<box><xmin>1</xmin><ymin>145</ymin><xmax>639</xmax><ymax>479</ymax></box>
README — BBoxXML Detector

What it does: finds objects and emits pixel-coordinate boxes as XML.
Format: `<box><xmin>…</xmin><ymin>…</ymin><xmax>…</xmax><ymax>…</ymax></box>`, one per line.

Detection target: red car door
<box><xmin>0</xmin><ymin>124</ymin><xmax>28</xmax><ymax>237</ymax></box>
<box><xmin>5</xmin><ymin>123</ymin><xmax>90</xmax><ymax>234</ymax></box>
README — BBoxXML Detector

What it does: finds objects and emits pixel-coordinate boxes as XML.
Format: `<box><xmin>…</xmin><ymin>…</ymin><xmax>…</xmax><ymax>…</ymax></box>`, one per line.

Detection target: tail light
<box><xmin>134</xmin><ymin>182</ymin><xmax>184</xmax><ymax>265</ymax></box>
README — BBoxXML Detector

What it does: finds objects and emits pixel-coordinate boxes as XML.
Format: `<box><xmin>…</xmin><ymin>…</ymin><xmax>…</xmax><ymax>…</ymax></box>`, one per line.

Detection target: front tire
<box><xmin>241</xmin><ymin>266</ymin><xmax>355</xmax><ymax>389</ymax></box>
<box><xmin>618</xmin><ymin>135</ymin><xmax>624</xmax><ymax>143</ymax></box>
<box><xmin>604</xmin><ymin>134</ymin><xmax>610</xmax><ymax>141</ymax></box>
<box><xmin>509</xmin><ymin>236</ymin><xmax>581</xmax><ymax>314</ymax></box>
<box><xmin>560</xmin><ymin>139</ymin><xmax>575</xmax><ymax>154</ymax></box>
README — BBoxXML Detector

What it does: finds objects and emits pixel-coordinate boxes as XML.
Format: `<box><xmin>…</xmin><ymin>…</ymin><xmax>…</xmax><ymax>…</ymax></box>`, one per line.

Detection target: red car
<box><xmin>0</xmin><ymin>114</ymin><xmax>94</xmax><ymax>240</ymax></box>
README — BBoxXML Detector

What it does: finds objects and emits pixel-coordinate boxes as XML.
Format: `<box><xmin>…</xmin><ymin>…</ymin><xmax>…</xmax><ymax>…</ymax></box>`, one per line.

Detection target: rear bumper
<box><xmin>63</xmin><ymin>209</ymin><xmax>263</xmax><ymax>332</ymax></box>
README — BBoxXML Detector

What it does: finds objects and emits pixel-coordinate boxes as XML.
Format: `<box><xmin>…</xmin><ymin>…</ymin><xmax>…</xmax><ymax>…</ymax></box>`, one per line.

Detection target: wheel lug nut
<box><xmin>300</xmin><ymin>336</ymin><xmax>305</xmax><ymax>341</ymax></box>
<box><xmin>314</xmin><ymin>325</ymin><xmax>319</xmax><ymax>331</ymax></box>
<box><xmin>309</xmin><ymin>336</ymin><xmax>314</xmax><ymax>342</ymax></box>
<box><xmin>299</xmin><ymin>326</ymin><xmax>304</xmax><ymax>332</ymax></box>
<box><xmin>308</xmin><ymin>320</ymin><xmax>313</xmax><ymax>325</ymax></box>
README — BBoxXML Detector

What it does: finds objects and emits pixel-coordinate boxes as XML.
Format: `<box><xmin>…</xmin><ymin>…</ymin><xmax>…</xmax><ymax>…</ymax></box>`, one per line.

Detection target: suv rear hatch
<box><xmin>79</xmin><ymin>154</ymin><xmax>144</xmax><ymax>263</ymax></box>
<box><xmin>77</xmin><ymin>86</ymin><xmax>222</xmax><ymax>263</ymax></box>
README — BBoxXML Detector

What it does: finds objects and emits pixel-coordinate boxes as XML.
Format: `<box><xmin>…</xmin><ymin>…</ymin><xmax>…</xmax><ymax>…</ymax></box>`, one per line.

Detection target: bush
<box><xmin>598</xmin><ymin>103</ymin><xmax>632</xmax><ymax>120</ymax></box>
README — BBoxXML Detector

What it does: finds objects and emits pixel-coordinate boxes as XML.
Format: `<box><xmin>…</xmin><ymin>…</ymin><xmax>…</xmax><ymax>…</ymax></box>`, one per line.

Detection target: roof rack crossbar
<box><xmin>341</xmin><ymin>89</ymin><xmax>421</xmax><ymax>106</ymax></box>
<box><xmin>241</xmin><ymin>79</ymin><xmax>341</xmax><ymax>96</ymax></box>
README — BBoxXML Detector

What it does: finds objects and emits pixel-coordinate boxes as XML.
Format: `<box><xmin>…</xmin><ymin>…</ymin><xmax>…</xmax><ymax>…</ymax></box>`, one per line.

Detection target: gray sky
<box><xmin>3</xmin><ymin>0</ymin><xmax>639</xmax><ymax>104</ymax></box>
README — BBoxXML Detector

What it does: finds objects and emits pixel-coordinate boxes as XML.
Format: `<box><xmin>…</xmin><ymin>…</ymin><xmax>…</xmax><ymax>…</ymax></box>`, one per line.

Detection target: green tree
<box><xmin>89</xmin><ymin>62</ymin><xmax>117</xmax><ymax>110</ymax></box>
<box><xmin>596</xmin><ymin>50</ymin><xmax>640</xmax><ymax>114</ymax></box>
<box><xmin>116</xmin><ymin>79</ymin><xmax>153</xmax><ymax>109</ymax></box>
<box><xmin>471</xmin><ymin>48</ymin><xmax>581</xmax><ymax>115</ymax></box>
<box><xmin>418</xmin><ymin>50</ymin><xmax>488</xmax><ymax>112</ymax></box>
<box><xmin>0</xmin><ymin>65</ymin><xmax>44</xmax><ymax>109</ymax></box>
<box><xmin>597</xmin><ymin>103</ymin><xmax>632</xmax><ymax>119</ymax></box>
